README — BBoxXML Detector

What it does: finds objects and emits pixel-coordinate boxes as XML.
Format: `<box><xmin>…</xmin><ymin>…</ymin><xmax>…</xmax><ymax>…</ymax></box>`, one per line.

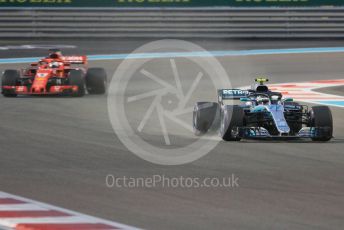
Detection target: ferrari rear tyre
<box><xmin>85</xmin><ymin>68</ymin><xmax>107</xmax><ymax>95</ymax></box>
<box><xmin>220</xmin><ymin>105</ymin><xmax>244</xmax><ymax>141</ymax></box>
<box><xmin>309</xmin><ymin>106</ymin><xmax>333</xmax><ymax>142</ymax></box>
<box><xmin>69</xmin><ymin>70</ymin><xmax>85</xmax><ymax>97</ymax></box>
<box><xmin>193</xmin><ymin>102</ymin><xmax>219</xmax><ymax>135</ymax></box>
<box><xmin>2</xmin><ymin>70</ymin><xmax>20</xmax><ymax>97</ymax></box>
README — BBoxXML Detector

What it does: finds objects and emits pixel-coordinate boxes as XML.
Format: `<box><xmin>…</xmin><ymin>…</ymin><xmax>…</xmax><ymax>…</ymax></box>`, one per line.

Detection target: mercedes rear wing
<box><xmin>218</xmin><ymin>89</ymin><xmax>250</xmax><ymax>103</ymax></box>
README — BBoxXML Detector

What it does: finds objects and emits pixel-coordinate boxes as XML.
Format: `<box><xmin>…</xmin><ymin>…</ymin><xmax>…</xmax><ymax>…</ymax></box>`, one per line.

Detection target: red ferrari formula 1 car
<box><xmin>1</xmin><ymin>49</ymin><xmax>107</xmax><ymax>97</ymax></box>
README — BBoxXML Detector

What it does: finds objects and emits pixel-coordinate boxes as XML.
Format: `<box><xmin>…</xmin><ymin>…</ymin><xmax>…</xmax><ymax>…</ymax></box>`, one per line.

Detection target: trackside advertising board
<box><xmin>0</xmin><ymin>0</ymin><xmax>343</xmax><ymax>7</ymax></box>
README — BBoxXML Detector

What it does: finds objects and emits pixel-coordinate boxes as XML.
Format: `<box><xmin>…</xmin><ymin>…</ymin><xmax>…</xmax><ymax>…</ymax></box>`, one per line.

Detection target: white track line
<box><xmin>0</xmin><ymin>204</ymin><xmax>48</xmax><ymax>211</ymax></box>
<box><xmin>0</xmin><ymin>191</ymin><xmax>141</xmax><ymax>230</ymax></box>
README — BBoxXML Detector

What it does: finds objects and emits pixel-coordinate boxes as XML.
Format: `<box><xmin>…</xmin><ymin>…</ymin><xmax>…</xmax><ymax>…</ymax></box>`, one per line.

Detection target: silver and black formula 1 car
<box><xmin>193</xmin><ymin>78</ymin><xmax>333</xmax><ymax>142</ymax></box>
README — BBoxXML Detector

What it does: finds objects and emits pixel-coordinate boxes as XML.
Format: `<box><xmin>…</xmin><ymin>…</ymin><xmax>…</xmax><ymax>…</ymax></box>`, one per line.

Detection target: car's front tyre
<box><xmin>309</xmin><ymin>106</ymin><xmax>333</xmax><ymax>142</ymax></box>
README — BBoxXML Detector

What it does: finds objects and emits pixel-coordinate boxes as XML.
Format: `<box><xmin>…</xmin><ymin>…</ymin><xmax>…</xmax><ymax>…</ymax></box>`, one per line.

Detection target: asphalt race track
<box><xmin>0</xmin><ymin>39</ymin><xmax>343</xmax><ymax>230</ymax></box>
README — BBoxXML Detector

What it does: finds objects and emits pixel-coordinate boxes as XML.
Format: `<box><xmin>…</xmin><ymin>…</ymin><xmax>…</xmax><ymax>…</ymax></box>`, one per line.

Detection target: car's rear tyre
<box><xmin>2</xmin><ymin>70</ymin><xmax>20</xmax><ymax>97</ymax></box>
<box><xmin>220</xmin><ymin>105</ymin><xmax>244</xmax><ymax>141</ymax></box>
<box><xmin>309</xmin><ymin>106</ymin><xmax>333</xmax><ymax>142</ymax></box>
<box><xmin>69</xmin><ymin>70</ymin><xmax>85</xmax><ymax>97</ymax></box>
<box><xmin>193</xmin><ymin>102</ymin><xmax>219</xmax><ymax>135</ymax></box>
<box><xmin>85</xmin><ymin>68</ymin><xmax>107</xmax><ymax>95</ymax></box>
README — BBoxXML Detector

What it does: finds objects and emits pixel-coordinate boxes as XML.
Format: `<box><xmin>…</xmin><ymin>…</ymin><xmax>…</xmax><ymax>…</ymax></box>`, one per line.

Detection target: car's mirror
<box><xmin>271</xmin><ymin>95</ymin><xmax>279</xmax><ymax>101</ymax></box>
<box><xmin>284</xmin><ymin>98</ymin><xmax>293</xmax><ymax>102</ymax></box>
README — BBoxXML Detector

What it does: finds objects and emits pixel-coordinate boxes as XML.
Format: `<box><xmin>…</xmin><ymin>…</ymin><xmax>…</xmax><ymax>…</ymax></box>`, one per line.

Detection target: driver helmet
<box><xmin>252</xmin><ymin>78</ymin><xmax>269</xmax><ymax>92</ymax></box>
<box><xmin>49</xmin><ymin>61</ymin><xmax>60</xmax><ymax>68</ymax></box>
